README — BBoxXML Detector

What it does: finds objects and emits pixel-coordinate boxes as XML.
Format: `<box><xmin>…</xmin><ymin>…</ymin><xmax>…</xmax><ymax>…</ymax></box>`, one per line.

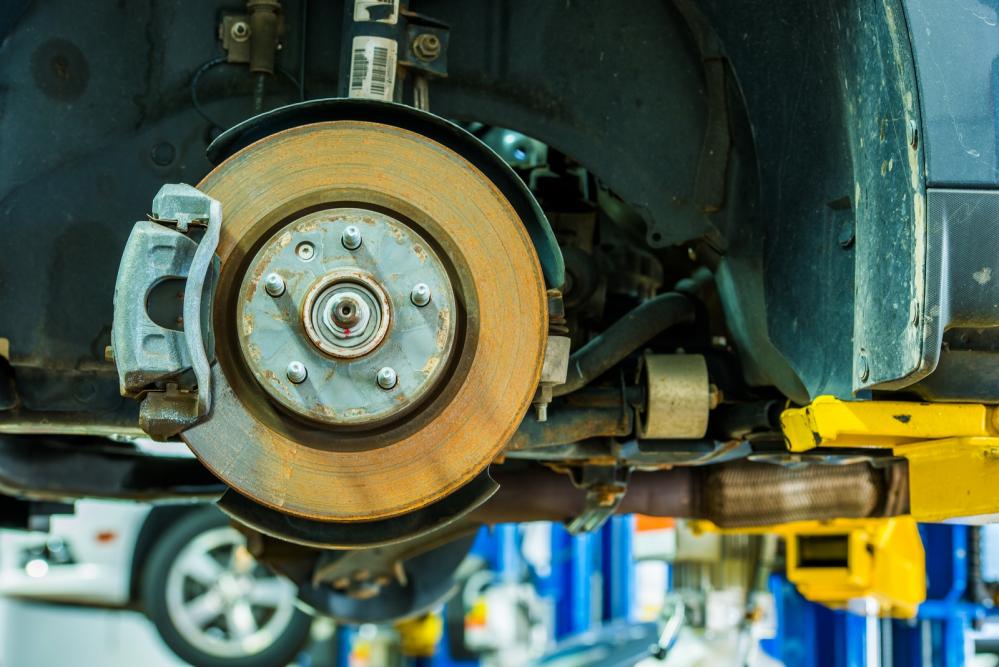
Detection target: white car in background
<box><xmin>0</xmin><ymin>499</ymin><xmax>312</xmax><ymax>667</ymax></box>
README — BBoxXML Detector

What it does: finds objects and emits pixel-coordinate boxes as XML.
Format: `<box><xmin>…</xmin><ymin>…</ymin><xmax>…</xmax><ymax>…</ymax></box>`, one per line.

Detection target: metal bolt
<box><xmin>263</xmin><ymin>272</ymin><xmax>285</xmax><ymax>297</ymax></box>
<box><xmin>295</xmin><ymin>242</ymin><xmax>315</xmax><ymax>261</ymax></box>
<box><xmin>286</xmin><ymin>360</ymin><xmax>308</xmax><ymax>384</ymax></box>
<box><xmin>412</xmin><ymin>33</ymin><xmax>441</xmax><ymax>61</ymax></box>
<box><xmin>231</xmin><ymin>20</ymin><xmax>251</xmax><ymax>42</ymax></box>
<box><xmin>410</xmin><ymin>283</ymin><xmax>431</xmax><ymax>307</ymax></box>
<box><xmin>342</xmin><ymin>226</ymin><xmax>362</xmax><ymax>250</ymax></box>
<box><xmin>376</xmin><ymin>366</ymin><xmax>397</xmax><ymax>390</ymax></box>
<box><xmin>858</xmin><ymin>354</ymin><xmax>870</xmax><ymax>382</ymax></box>
<box><xmin>907</xmin><ymin>119</ymin><xmax>919</xmax><ymax>149</ymax></box>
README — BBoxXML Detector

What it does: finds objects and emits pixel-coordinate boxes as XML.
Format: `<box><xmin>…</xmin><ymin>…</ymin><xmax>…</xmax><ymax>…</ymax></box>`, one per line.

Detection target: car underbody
<box><xmin>2</xmin><ymin>0</ymin><xmax>998</xmax><ymax>623</ymax></box>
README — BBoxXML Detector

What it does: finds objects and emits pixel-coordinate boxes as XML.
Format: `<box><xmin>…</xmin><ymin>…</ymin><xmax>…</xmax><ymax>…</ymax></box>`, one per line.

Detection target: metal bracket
<box><xmin>565</xmin><ymin>465</ymin><xmax>630</xmax><ymax>534</ymax></box>
<box><xmin>533</xmin><ymin>289</ymin><xmax>571</xmax><ymax>421</ymax></box>
<box><xmin>217</xmin><ymin>2</ymin><xmax>284</xmax><ymax>73</ymax></box>
<box><xmin>400</xmin><ymin>20</ymin><xmax>450</xmax><ymax>78</ymax></box>
<box><xmin>219</xmin><ymin>14</ymin><xmax>253</xmax><ymax>64</ymax></box>
<box><xmin>168</xmin><ymin>186</ymin><xmax>222</xmax><ymax>416</ymax></box>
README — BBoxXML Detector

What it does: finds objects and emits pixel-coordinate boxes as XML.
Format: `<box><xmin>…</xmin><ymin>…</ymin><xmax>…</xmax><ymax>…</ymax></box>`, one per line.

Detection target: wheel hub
<box><xmin>238</xmin><ymin>208</ymin><xmax>458</xmax><ymax>427</ymax></box>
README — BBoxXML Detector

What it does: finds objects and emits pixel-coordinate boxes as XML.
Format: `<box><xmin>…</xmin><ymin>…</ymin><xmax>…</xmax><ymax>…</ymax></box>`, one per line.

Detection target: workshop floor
<box><xmin>0</xmin><ymin>597</ymin><xmax>185</xmax><ymax>666</ymax></box>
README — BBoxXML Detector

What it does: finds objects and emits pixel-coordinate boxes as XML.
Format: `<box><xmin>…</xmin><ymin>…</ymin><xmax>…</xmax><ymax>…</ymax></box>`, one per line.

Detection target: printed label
<box><xmin>353</xmin><ymin>0</ymin><xmax>399</xmax><ymax>25</ymax></box>
<box><xmin>348</xmin><ymin>36</ymin><xmax>397</xmax><ymax>101</ymax></box>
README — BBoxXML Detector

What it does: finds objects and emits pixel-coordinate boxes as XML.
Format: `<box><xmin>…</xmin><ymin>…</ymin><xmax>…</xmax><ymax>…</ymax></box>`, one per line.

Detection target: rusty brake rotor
<box><xmin>183</xmin><ymin>120</ymin><xmax>547</xmax><ymax>523</ymax></box>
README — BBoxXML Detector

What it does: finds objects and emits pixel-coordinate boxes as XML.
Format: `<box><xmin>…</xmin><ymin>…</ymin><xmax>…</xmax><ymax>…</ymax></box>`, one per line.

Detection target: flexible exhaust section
<box><xmin>476</xmin><ymin>459</ymin><xmax>906</xmax><ymax>527</ymax></box>
<box><xmin>697</xmin><ymin>460</ymin><xmax>895</xmax><ymax>528</ymax></box>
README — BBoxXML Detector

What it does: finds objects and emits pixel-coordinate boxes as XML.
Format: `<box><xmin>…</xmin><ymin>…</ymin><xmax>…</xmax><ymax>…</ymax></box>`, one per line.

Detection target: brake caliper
<box><xmin>110</xmin><ymin>184</ymin><xmax>220</xmax><ymax>439</ymax></box>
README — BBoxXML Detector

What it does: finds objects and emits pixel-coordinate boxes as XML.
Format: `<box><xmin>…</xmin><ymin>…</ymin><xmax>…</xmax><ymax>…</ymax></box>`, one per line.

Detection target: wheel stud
<box><xmin>376</xmin><ymin>367</ymin><xmax>397</xmax><ymax>390</ymax></box>
<box><xmin>342</xmin><ymin>225</ymin><xmax>362</xmax><ymax>250</ymax></box>
<box><xmin>410</xmin><ymin>283</ymin><xmax>431</xmax><ymax>307</ymax></box>
<box><xmin>286</xmin><ymin>360</ymin><xmax>308</xmax><ymax>384</ymax></box>
<box><xmin>263</xmin><ymin>272</ymin><xmax>285</xmax><ymax>297</ymax></box>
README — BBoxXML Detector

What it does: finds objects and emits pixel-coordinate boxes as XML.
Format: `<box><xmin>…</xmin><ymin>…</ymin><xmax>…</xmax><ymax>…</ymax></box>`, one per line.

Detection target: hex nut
<box><xmin>412</xmin><ymin>33</ymin><xmax>441</xmax><ymax>61</ymax></box>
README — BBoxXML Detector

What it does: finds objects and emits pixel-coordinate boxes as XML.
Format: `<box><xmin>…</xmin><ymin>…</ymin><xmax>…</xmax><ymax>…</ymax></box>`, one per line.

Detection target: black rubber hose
<box><xmin>552</xmin><ymin>291</ymin><xmax>695</xmax><ymax>397</ymax></box>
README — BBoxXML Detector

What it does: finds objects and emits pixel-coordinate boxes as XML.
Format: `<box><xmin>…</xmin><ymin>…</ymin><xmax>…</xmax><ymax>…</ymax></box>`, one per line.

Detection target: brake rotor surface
<box><xmin>185</xmin><ymin>120</ymin><xmax>546</xmax><ymax>523</ymax></box>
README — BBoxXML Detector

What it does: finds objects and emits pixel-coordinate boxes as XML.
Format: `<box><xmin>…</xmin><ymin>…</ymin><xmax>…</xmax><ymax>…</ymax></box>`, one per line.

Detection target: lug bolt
<box><xmin>410</xmin><ymin>283</ymin><xmax>431</xmax><ymax>307</ymax></box>
<box><xmin>263</xmin><ymin>272</ymin><xmax>285</xmax><ymax>297</ymax></box>
<box><xmin>286</xmin><ymin>361</ymin><xmax>308</xmax><ymax>384</ymax></box>
<box><xmin>296</xmin><ymin>242</ymin><xmax>315</xmax><ymax>261</ymax></box>
<box><xmin>342</xmin><ymin>226</ymin><xmax>362</xmax><ymax>250</ymax></box>
<box><xmin>376</xmin><ymin>367</ymin><xmax>397</xmax><ymax>390</ymax></box>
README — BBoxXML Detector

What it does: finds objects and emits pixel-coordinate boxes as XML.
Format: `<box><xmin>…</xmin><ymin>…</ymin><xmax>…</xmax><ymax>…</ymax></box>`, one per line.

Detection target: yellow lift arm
<box><xmin>781</xmin><ymin>395</ymin><xmax>999</xmax><ymax>522</ymax></box>
<box><xmin>781</xmin><ymin>517</ymin><xmax>925</xmax><ymax>619</ymax></box>
<box><xmin>697</xmin><ymin>516</ymin><xmax>926</xmax><ymax>619</ymax></box>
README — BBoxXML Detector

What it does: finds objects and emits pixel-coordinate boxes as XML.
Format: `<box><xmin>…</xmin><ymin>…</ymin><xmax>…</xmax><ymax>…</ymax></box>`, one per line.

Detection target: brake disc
<box><xmin>180</xmin><ymin>119</ymin><xmax>547</xmax><ymax>523</ymax></box>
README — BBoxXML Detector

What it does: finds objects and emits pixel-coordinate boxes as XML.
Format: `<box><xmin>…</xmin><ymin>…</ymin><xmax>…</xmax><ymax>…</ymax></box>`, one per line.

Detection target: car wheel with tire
<box><xmin>141</xmin><ymin>507</ymin><xmax>312</xmax><ymax>667</ymax></box>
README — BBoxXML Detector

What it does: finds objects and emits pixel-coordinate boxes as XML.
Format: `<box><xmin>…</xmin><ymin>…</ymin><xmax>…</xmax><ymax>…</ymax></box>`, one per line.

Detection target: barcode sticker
<box><xmin>348</xmin><ymin>36</ymin><xmax>397</xmax><ymax>101</ymax></box>
<box><xmin>353</xmin><ymin>0</ymin><xmax>399</xmax><ymax>25</ymax></box>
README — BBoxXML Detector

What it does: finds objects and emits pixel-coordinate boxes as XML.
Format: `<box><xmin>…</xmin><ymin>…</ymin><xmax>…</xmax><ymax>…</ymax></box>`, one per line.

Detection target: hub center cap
<box><xmin>236</xmin><ymin>207</ymin><xmax>458</xmax><ymax>427</ymax></box>
<box><xmin>303</xmin><ymin>270</ymin><xmax>390</xmax><ymax>357</ymax></box>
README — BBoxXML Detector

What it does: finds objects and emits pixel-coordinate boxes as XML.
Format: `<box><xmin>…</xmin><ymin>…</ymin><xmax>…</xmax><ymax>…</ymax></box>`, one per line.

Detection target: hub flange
<box><xmin>238</xmin><ymin>208</ymin><xmax>457</xmax><ymax>427</ymax></box>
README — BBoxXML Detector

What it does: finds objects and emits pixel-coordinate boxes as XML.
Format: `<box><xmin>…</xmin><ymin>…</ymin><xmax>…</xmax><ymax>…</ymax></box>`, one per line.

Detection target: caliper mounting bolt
<box><xmin>376</xmin><ymin>367</ymin><xmax>398</xmax><ymax>390</ymax></box>
<box><xmin>263</xmin><ymin>272</ymin><xmax>285</xmax><ymax>297</ymax></box>
<box><xmin>410</xmin><ymin>283</ymin><xmax>431</xmax><ymax>307</ymax></box>
<box><xmin>286</xmin><ymin>360</ymin><xmax>308</xmax><ymax>384</ymax></box>
<box><xmin>342</xmin><ymin>225</ymin><xmax>362</xmax><ymax>250</ymax></box>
